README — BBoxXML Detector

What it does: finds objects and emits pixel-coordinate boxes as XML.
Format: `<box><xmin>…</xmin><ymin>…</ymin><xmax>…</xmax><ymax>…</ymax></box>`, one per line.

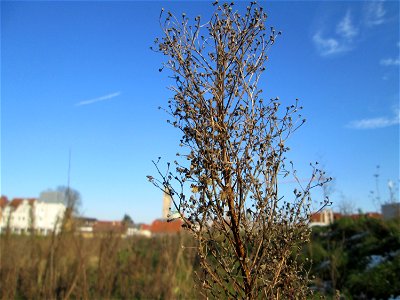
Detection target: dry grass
<box><xmin>0</xmin><ymin>229</ymin><xmax>200</xmax><ymax>300</ymax></box>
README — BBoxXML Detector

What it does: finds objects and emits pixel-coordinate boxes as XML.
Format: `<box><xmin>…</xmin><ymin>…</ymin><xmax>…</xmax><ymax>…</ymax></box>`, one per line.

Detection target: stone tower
<box><xmin>162</xmin><ymin>188</ymin><xmax>172</xmax><ymax>219</ymax></box>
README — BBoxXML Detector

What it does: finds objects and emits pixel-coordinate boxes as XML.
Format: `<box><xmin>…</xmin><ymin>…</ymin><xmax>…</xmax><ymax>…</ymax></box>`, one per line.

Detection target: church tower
<box><xmin>162</xmin><ymin>188</ymin><xmax>172</xmax><ymax>219</ymax></box>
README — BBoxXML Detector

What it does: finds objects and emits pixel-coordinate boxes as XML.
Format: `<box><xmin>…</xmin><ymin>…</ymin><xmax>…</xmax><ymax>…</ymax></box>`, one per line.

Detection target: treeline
<box><xmin>1</xmin><ymin>217</ymin><xmax>399</xmax><ymax>299</ymax></box>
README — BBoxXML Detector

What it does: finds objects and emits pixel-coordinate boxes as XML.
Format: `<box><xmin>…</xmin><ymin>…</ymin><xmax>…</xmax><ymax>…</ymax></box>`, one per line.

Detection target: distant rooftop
<box><xmin>39</xmin><ymin>191</ymin><xmax>67</xmax><ymax>204</ymax></box>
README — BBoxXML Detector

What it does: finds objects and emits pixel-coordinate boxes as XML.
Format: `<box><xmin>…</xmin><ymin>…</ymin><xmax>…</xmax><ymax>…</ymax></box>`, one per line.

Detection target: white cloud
<box><xmin>336</xmin><ymin>10</ymin><xmax>358</xmax><ymax>40</ymax></box>
<box><xmin>364</xmin><ymin>0</ymin><xmax>386</xmax><ymax>27</ymax></box>
<box><xmin>313</xmin><ymin>32</ymin><xmax>351</xmax><ymax>56</ymax></box>
<box><xmin>380</xmin><ymin>43</ymin><xmax>400</xmax><ymax>67</ymax></box>
<box><xmin>380</xmin><ymin>58</ymin><xmax>400</xmax><ymax>66</ymax></box>
<box><xmin>75</xmin><ymin>92</ymin><xmax>121</xmax><ymax>106</ymax></box>
<box><xmin>347</xmin><ymin>107</ymin><xmax>400</xmax><ymax>129</ymax></box>
<box><xmin>348</xmin><ymin>117</ymin><xmax>396</xmax><ymax>129</ymax></box>
<box><xmin>313</xmin><ymin>11</ymin><xmax>358</xmax><ymax>57</ymax></box>
<box><xmin>313</xmin><ymin>2</ymin><xmax>389</xmax><ymax>57</ymax></box>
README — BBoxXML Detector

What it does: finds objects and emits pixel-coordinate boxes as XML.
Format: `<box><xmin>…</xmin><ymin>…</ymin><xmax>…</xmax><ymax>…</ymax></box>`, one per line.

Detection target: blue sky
<box><xmin>1</xmin><ymin>1</ymin><xmax>399</xmax><ymax>223</ymax></box>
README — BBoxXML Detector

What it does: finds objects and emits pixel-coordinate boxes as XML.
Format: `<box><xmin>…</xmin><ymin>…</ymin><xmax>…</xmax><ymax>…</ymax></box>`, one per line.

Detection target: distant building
<box><xmin>93</xmin><ymin>220</ymin><xmax>125</xmax><ymax>235</ymax></box>
<box><xmin>162</xmin><ymin>188</ymin><xmax>172</xmax><ymax>220</ymax></box>
<box><xmin>39</xmin><ymin>190</ymin><xmax>67</xmax><ymax>204</ymax></box>
<box><xmin>141</xmin><ymin>219</ymin><xmax>183</xmax><ymax>235</ymax></box>
<box><xmin>310</xmin><ymin>209</ymin><xmax>382</xmax><ymax>227</ymax></box>
<box><xmin>72</xmin><ymin>217</ymin><xmax>154</xmax><ymax>238</ymax></box>
<box><xmin>382</xmin><ymin>203</ymin><xmax>400</xmax><ymax>220</ymax></box>
<box><xmin>0</xmin><ymin>196</ymin><xmax>9</xmax><ymax>223</ymax></box>
<box><xmin>333</xmin><ymin>212</ymin><xmax>342</xmax><ymax>222</ymax></box>
<box><xmin>75</xmin><ymin>217</ymin><xmax>97</xmax><ymax>237</ymax></box>
<box><xmin>342</xmin><ymin>212</ymin><xmax>381</xmax><ymax>220</ymax></box>
<box><xmin>310</xmin><ymin>209</ymin><xmax>334</xmax><ymax>227</ymax></box>
<box><xmin>359</xmin><ymin>212</ymin><xmax>382</xmax><ymax>219</ymax></box>
<box><xmin>0</xmin><ymin>197</ymin><xmax>66</xmax><ymax>235</ymax></box>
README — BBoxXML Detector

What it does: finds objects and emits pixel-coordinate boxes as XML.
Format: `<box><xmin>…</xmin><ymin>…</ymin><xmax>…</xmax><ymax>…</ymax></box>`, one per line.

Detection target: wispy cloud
<box><xmin>336</xmin><ymin>10</ymin><xmax>358</xmax><ymax>40</ymax></box>
<box><xmin>380</xmin><ymin>58</ymin><xmax>400</xmax><ymax>66</ymax></box>
<box><xmin>313</xmin><ymin>10</ymin><xmax>358</xmax><ymax>56</ymax></box>
<box><xmin>364</xmin><ymin>0</ymin><xmax>386</xmax><ymax>27</ymax></box>
<box><xmin>347</xmin><ymin>107</ymin><xmax>400</xmax><ymax>129</ymax></box>
<box><xmin>313</xmin><ymin>32</ymin><xmax>350</xmax><ymax>56</ymax></box>
<box><xmin>75</xmin><ymin>92</ymin><xmax>121</xmax><ymax>106</ymax></box>
<box><xmin>313</xmin><ymin>1</ymin><xmax>388</xmax><ymax>57</ymax></box>
<box><xmin>379</xmin><ymin>42</ymin><xmax>400</xmax><ymax>67</ymax></box>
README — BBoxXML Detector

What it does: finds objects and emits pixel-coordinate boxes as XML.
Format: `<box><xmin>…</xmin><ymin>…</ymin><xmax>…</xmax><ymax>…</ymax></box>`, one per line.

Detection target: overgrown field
<box><xmin>0</xmin><ymin>232</ymin><xmax>199</xmax><ymax>300</ymax></box>
<box><xmin>1</xmin><ymin>217</ymin><xmax>399</xmax><ymax>299</ymax></box>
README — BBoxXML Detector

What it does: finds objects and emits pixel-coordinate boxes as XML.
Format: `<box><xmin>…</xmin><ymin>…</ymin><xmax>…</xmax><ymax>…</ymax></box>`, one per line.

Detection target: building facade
<box><xmin>0</xmin><ymin>198</ymin><xmax>66</xmax><ymax>235</ymax></box>
<box><xmin>310</xmin><ymin>209</ymin><xmax>334</xmax><ymax>227</ymax></box>
<box><xmin>382</xmin><ymin>203</ymin><xmax>400</xmax><ymax>220</ymax></box>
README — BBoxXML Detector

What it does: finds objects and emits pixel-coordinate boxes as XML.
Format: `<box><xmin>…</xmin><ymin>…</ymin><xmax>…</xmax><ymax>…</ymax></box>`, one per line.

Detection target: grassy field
<box><xmin>0</xmin><ymin>231</ymin><xmax>200</xmax><ymax>300</ymax></box>
<box><xmin>1</xmin><ymin>217</ymin><xmax>399</xmax><ymax>299</ymax></box>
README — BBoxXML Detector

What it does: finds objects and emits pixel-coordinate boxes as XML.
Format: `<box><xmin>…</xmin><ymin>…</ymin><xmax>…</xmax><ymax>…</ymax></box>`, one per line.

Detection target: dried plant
<box><xmin>149</xmin><ymin>1</ymin><xmax>330</xmax><ymax>299</ymax></box>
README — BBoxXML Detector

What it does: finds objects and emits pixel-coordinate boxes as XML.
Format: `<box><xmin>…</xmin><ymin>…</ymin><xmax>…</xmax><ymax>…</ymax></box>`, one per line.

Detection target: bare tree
<box><xmin>369</xmin><ymin>165</ymin><xmax>382</xmax><ymax>208</ymax></box>
<box><xmin>337</xmin><ymin>193</ymin><xmax>356</xmax><ymax>216</ymax></box>
<box><xmin>56</xmin><ymin>186</ymin><xmax>81</xmax><ymax>213</ymax></box>
<box><xmin>148</xmin><ymin>2</ymin><xmax>330</xmax><ymax>298</ymax></box>
<box><xmin>369</xmin><ymin>165</ymin><xmax>399</xmax><ymax>210</ymax></box>
<box><xmin>318</xmin><ymin>164</ymin><xmax>335</xmax><ymax>201</ymax></box>
<box><xmin>387</xmin><ymin>180</ymin><xmax>399</xmax><ymax>204</ymax></box>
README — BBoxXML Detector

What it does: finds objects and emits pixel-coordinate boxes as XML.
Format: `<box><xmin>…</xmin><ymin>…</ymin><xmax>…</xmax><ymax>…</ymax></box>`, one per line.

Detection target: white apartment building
<box><xmin>0</xmin><ymin>197</ymin><xmax>66</xmax><ymax>235</ymax></box>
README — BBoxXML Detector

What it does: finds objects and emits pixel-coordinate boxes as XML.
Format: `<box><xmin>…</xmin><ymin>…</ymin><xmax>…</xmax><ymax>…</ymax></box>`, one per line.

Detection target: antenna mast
<box><xmin>66</xmin><ymin>148</ymin><xmax>72</xmax><ymax>207</ymax></box>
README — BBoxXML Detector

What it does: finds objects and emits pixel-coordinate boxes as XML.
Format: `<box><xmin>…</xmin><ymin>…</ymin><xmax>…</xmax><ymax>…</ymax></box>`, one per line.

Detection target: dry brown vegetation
<box><xmin>0</xmin><ymin>230</ymin><xmax>199</xmax><ymax>300</ymax></box>
<box><xmin>149</xmin><ymin>1</ymin><xmax>330</xmax><ymax>298</ymax></box>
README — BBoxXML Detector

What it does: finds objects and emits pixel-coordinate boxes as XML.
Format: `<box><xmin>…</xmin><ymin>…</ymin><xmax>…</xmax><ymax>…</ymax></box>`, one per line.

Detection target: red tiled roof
<box><xmin>364</xmin><ymin>212</ymin><xmax>382</xmax><ymax>219</ymax></box>
<box><xmin>347</xmin><ymin>212</ymin><xmax>382</xmax><ymax>219</ymax></box>
<box><xmin>149</xmin><ymin>219</ymin><xmax>183</xmax><ymax>234</ymax></box>
<box><xmin>310</xmin><ymin>212</ymin><xmax>323</xmax><ymax>222</ymax></box>
<box><xmin>8</xmin><ymin>198</ymin><xmax>36</xmax><ymax>208</ymax></box>
<box><xmin>310</xmin><ymin>211</ymin><xmax>381</xmax><ymax>222</ymax></box>
<box><xmin>9</xmin><ymin>199</ymin><xmax>23</xmax><ymax>208</ymax></box>
<box><xmin>140</xmin><ymin>224</ymin><xmax>152</xmax><ymax>231</ymax></box>
<box><xmin>333</xmin><ymin>213</ymin><xmax>342</xmax><ymax>220</ymax></box>
<box><xmin>27</xmin><ymin>198</ymin><xmax>36</xmax><ymax>205</ymax></box>
<box><xmin>0</xmin><ymin>196</ymin><xmax>8</xmax><ymax>208</ymax></box>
